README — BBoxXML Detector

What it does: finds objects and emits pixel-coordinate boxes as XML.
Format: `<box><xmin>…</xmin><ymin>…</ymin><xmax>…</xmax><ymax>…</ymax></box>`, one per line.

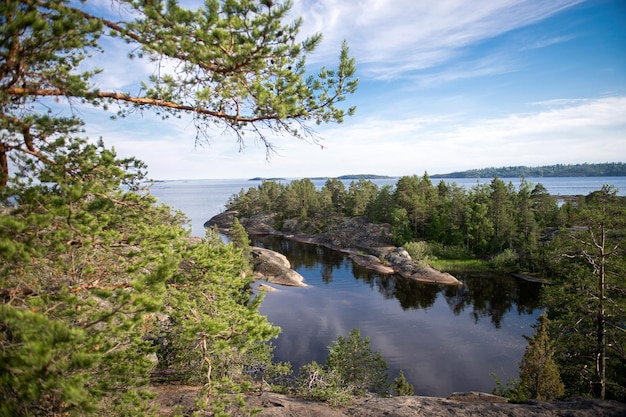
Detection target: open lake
<box><xmin>150</xmin><ymin>176</ymin><xmax>626</xmax><ymax>396</ymax></box>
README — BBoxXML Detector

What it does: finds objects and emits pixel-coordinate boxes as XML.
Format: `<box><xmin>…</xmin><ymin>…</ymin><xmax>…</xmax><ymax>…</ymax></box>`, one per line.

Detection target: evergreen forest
<box><xmin>433</xmin><ymin>162</ymin><xmax>626</xmax><ymax>178</ymax></box>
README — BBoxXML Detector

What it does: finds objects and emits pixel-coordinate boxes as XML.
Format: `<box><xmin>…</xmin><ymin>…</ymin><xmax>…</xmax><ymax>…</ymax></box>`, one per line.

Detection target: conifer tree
<box><xmin>0</xmin><ymin>135</ymin><xmax>282</xmax><ymax>416</ymax></box>
<box><xmin>230</xmin><ymin>217</ymin><xmax>251</xmax><ymax>253</ymax></box>
<box><xmin>326</xmin><ymin>328</ymin><xmax>389</xmax><ymax>395</ymax></box>
<box><xmin>393</xmin><ymin>370</ymin><xmax>414</xmax><ymax>396</ymax></box>
<box><xmin>518</xmin><ymin>313</ymin><xmax>564</xmax><ymax>401</ymax></box>
<box><xmin>0</xmin><ymin>136</ymin><xmax>185</xmax><ymax>416</ymax></box>
<box><xmin>1</xmin><ymin>2</ymin><xmax>358</xmax><ymax>414</ymax></box>
<box><xmin>542</xmin><ymin>186</ymin><xmax>626</xmax><ymax>400</ymax></box>
<box><xmin>0</xmin><ymin>0</ymin><xmax>358</xmax><ymax>186</ymax></box>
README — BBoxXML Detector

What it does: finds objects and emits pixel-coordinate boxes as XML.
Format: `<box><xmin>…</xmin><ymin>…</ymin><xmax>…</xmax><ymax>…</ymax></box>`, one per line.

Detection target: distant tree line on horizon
<box><xmin>432</xmin><ymin>162</ymin><xmax>626</xmax><ymax>178</ymax></box>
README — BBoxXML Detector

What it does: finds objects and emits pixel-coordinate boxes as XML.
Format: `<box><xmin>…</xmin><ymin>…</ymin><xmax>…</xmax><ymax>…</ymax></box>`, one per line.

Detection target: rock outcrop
<box><xmin>153</xmin><ymin>388</ymin><xmax>626</xmax><ymax>417</ymax></box>
<box><xmin>205</xmin><ymin>211</ymin><xmax>462</xmax><ymax>286</ymax></box>
<box><xmin>251</xmin><ymin>247</ymin><xmax>306</xmax><ymax>287</ymax></box>
<box><xmin>204</xmin><ymin>210</ymin><xmax>239</xmax><ymax>232</ymax></box>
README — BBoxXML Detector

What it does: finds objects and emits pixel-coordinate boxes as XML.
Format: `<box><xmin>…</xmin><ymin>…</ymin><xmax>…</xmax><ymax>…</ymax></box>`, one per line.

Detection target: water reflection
<box><xmin>255</xmin><ymin>235</ymin><xmax>541</xmax><ymax>325</ymax></box>
<box><xmin>252</xmin><ymin>235</ymin><xmax>542</xmax><ymax>396</ymax></box>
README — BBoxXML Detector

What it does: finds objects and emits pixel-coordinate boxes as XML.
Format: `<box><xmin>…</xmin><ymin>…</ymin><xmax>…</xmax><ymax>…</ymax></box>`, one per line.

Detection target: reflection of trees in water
<box><xmin>443</xmin><ymin>273</ymin><xmax>542</xmax><ymax>329</ymax></box>
<box><xmin>252</xmin><ymin>236</ymin><xmax>347</xmax><ymax>284</ymax></box>
<box><xmin>252</xmin><ymin>236</ymin><xmax>541</xmax><ymax>328</ymax></box>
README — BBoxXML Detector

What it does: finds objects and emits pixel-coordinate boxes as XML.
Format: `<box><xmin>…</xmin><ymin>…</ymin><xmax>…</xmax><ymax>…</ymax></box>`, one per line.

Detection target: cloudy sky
<box><xmin>83</xmin><ymin>0</ymin><xmax>626</xmax><ymax>179</ymax></box>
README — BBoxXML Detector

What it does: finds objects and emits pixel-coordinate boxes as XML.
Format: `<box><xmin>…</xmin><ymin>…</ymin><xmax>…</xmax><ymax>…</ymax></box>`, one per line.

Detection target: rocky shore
<box><xmin>205</xmin><ymin>211</ymin><xmax>462</xmax><ymax>286</ymax></box>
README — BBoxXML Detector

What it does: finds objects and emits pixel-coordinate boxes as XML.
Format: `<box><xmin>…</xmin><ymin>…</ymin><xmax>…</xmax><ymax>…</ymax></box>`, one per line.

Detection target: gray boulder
<box><xmin>251</xmin><ymin>247</ymin><xmax>306</xmax><ymax>287</ymax></box>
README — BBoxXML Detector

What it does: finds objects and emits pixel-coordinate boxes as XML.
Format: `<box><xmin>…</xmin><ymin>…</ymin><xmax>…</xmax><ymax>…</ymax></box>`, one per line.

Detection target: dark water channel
<box><xmin>252</xmin><ymin>235</ymin><xmax>543</xmax><ymax>397</ymax></box>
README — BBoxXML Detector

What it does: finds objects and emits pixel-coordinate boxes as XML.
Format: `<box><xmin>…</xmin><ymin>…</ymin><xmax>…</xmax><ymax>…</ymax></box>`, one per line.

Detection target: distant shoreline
<box><xmin>431</xmin><ymin>162</ymin><xmax>626</xmax><ymax>178</ymax></box>
<box><xmin>248</xmin><ymin>174</ymin><xmax>395</xmax><ymax>181</ymax></box>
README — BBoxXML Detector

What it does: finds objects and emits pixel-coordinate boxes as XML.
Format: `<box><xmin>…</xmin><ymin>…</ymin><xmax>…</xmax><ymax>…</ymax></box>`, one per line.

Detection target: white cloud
<box><xmin>291</xmin><ymin>0</ymin><xmax>585</xmax><ymax>78</ymax></box>
<box><xmin>81</xmin><ymin>94</ymin><xmax>624</xmax><ymax>180</ymax></box>
<box><xmin>62</xmin><ymin>0</ymin><xmax>621</xmax><ymax>181</ymax></box>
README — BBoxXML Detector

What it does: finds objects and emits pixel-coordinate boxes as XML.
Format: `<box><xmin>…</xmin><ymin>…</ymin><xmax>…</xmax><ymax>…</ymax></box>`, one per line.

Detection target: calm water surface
<box><xmin>149</xmin><ymin>176</ymin><xmax>625</xmax><ymax>396</ymax></box>
<box><xmin>252</xmin><ymin>235</ymin><xmax>541</xmax><ymax>396</ymax></box>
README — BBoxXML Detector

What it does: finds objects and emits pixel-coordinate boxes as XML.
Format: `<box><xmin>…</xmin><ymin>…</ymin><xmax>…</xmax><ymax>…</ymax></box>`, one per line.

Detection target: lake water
<box><xmin>149</xmin><ymin>176</ymin><xmax>626</xmax><ymax>396</ymax></box>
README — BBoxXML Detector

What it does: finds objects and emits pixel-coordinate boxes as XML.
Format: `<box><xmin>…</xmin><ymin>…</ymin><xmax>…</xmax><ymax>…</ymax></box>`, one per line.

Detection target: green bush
<box><xmin>326</xmin><ymin>328</ymin><xmax>389</xmax><ymax>396</ymax></box>
<box><xmin>296</xmin><ymin>362</ymin><xmax>352</xmax><ymax>407</ymax></box>
<box><xmin>292</xmin><ymin>328</ymin><xmax>391</xmax><ymax>404</ymax></box>
<box><xmin>403</xmin><ymin>241</ymin><xmax>436</xmax><ymax>265</ymax></box>
<box><xmin>393</xmin><ymin>370</ymin><xmax>414</xmax><ymax>396</ymax></box>
<box><xmin>490</xmin><ymin>249</ymin><xmax>519</xmax><ymax>272</ymax></box>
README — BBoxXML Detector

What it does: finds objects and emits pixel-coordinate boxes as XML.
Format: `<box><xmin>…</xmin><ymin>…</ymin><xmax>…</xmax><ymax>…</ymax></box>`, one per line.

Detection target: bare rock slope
<box><xmin>205</xmin><ymin>211</ymin><xmax>461</xmax><ymax>285</ymax></box>
<box><xmin>154</xmin><ymin>388</ymin><xmax>626</xmax><ymax>417</ymax></box>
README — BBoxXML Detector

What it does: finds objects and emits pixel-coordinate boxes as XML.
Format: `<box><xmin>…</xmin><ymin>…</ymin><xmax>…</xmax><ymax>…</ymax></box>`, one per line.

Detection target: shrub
<box><xmin>292</xmin><ymin>328</ymin><xmax>391</xmax><ymax>404</ymax></box>
<box><xmin>393</xmin><ymin>371</ymin><xmax>414</xmax><ymax>396</ymax></box>
<box><xmin>490</xmin><ymin>248</ymin><xmax>519</xmax><ymax>272</ymax></box>
<box><xmin>326</xmin><ymin>328</ymin><xmax>389</xmax><ymax>396</ymax></box>
<box><xmin>403</xmin><ymin>241</ymin><xmax>436</xmax><ymax>265</ymax></box>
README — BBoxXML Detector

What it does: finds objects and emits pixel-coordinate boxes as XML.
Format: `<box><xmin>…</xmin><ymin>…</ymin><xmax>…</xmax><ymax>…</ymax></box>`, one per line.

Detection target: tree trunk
<box><xmin>0</xmin><ymin>143</ymin><xmax>7</xmax><ymax>189</ymax></box>
<box><xmin>596</xmin><ymin>231</ymin><xmax>606</xmax><ymax>399</ymax></box>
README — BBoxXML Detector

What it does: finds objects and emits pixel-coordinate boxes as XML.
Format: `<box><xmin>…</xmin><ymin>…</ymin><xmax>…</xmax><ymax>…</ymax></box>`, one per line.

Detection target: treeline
<box><xmin>432</xmin><ymin>162</ymin><xmax>626</xmax><ymax>178</ymax></box>
<box><xmin>227</xmin><ymin>174</ymin><xmax>566</xmax><ymax>271</ymax></box>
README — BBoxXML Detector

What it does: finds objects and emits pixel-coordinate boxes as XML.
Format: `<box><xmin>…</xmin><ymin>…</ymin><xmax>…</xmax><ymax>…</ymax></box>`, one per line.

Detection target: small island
<box><xmin>310</xmin><ymin>174</ymin><xmax>395</xmax><ymax>180</ymax></box>
<box><xmin>248</xmin><ymin>177</ymin><xmax>288</xmax><ymax>181</ymax></box>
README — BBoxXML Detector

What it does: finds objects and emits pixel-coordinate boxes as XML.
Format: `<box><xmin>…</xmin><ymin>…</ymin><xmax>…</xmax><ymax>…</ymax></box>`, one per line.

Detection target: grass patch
<box><xmin>430</xmin><ymin>258</ymin><xmax>491</xmax><ymax>272</ymax></box>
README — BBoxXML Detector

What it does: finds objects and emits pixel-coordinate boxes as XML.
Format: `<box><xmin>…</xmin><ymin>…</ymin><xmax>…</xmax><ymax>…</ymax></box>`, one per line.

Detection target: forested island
<box><xmin>432</xmin><ymin>162</ymin><xmax>626</xmax><ymax>178</ymax></box>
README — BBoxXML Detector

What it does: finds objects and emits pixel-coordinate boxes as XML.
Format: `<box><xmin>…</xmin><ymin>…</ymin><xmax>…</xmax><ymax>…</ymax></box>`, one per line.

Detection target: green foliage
<box><xmin>346</xmin><ymin>179</ymin><xmax>379</xmax><ymax>217</ymax></box>
<box><xmin>491</xmin><ymin>314</ymin><xmax>567</xmax><ymax>403</ymax></box>
<box><xmin>0</xmin><ymin>306</ymin><xmax>99</xmax><ymax>416</ymax></box>
<box><xmin>289</xmin><ymin>328</ymin><xmax>390</xmax><ymax>405</ymax></box>
<box><xmin>542</xmin><ymin>186</ymin><xmax>626</xmax><ymax>400</ymax></box>
<box><xmin>489</xmin><ymin>249</ymin><xmax>519</xmax><ymax>272</ymax></box>
<box><xmin>0</xmin><ymin>135</ymin><xmax>282</xmax><ymax>415</ymax></box>
<box><xmin>155</xmin><ymin>231</ymin><xmax>279</xmax><ymax>390</ymax></box>
<box><xmin>229</xmin><ymin>217</ymin><xmax>251</xmax><ymax>253</ymax></box>
<box><xmin>434</xmin><ymin>162</ymin><xmax>626</xmax><ymax>178</ymax></box>
<box><xmin>403</xmin><ymin>241</ymin><xmax>436</xmax><ymax>266</ymax></box>
<box><xmin>391</xmin><ymin>207</ymin><xmax>413</xmax><ymax>246</ymax></box>
<box><xmin>518</xmin><ymin>313</ymin><xmax>565</xmax><ymax>401</ymax></box>
<box><xmin>427</xmin><ymin>242</ymin><xmax>473</xmax><ymax>260</ymax></box>
<box><xmin>1</xmin><ymin>0</ymin><xmax>358</xmax><ymax>184</ymax></box>
<box><xmin>429</xmin><ymin>257</ymin><xmax>491</xmax><ymax>273</ymax></box>
<box><xmin>393</xmin><ymin>371</ymin><xmax>414</xmax><ymax>396</ymax></box>
<box><xmin>0</xmin><ymin>137</ymin><xmax>179</xmax><ymax>416</ymax></box>
<box><xmin>490</xmin><ymin>373</ymin><xmax>525</xmax><ymax>403</ymax></box>
<box><xmin>1</xmin><ymin>1</ymin><xmax>360</xmax><ymax>414</ymax></box>
<box><xmin>326</xmin><ymin>328</ymin><xmax>389</xmax><ymax>396</ymax></box>
<box><xmin>296</xmin><ymin>361</ymin><xmax>352</xmax><ymax>407</ymax></box>
<box><xmin>225</xmin><ymin>173</ymin><xmax>567</xmax><ymax>272</ymax></box>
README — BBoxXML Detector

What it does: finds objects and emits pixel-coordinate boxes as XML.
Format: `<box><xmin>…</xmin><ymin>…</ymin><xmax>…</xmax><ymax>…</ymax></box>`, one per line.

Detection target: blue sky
<box><xmin>83</xmin><ymin>0</ymin><xmax>626</xmax><ymax>179</ymax></box>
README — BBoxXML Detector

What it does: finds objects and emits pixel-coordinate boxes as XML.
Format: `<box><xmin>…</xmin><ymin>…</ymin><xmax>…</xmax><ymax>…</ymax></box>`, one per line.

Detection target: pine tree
<box><xmin>393</xmin><ymin>370</ymin><xmax>414</xmax><ymax>396</ymax></box>
<box><xmin>0</xmin><ymin>0</ymin><xmax>358</xmax><ymax>186</ymax></box>
<box><xmin>326</xmin><ymin>328</ymin><xmax>389</xmax><ymax>395</ymax></box>
<box><xmin>230</xmin><ymin>217</ymin><xmax>251</xmax><ymax>253</ymax></box>
<box><xmin>1</xmin><ymin>2</ymin><xmax>358</xmax><ymax>414</ymax></box>
<box><xmin>0</xmin><ymin>138</ymin><xmax>281</xmax><ymax>415</ymax></box>
<box><xmin>518</xmin><ymin>313</ymin><xmax>565</xmax><ymax>401</ymax></box>
<box><xmin>542</xmin><ymin>186</ymin><xmax>626</xmax><ymax>400</ymax></box>
<box><xmin>0</xmin><ymin>137</ymin><xmax>182</xmax><ymax>416</ymax></box>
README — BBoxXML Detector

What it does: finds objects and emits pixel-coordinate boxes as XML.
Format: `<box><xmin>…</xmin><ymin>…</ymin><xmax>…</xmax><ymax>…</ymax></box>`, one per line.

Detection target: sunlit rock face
<box><xmin>205</xmin><ymin>211</ymin><xmax>461</xmax><ymax>285</ymax></box>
